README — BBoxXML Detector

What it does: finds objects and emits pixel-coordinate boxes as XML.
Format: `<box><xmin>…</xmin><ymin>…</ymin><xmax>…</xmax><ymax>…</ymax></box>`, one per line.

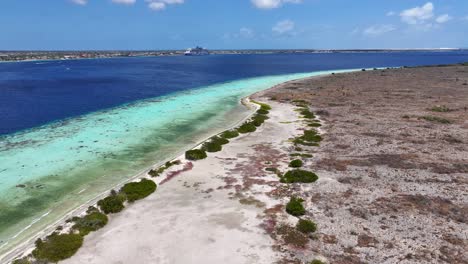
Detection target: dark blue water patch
<box><xmin>1</xmin><ymin>52</ymin><xmax>468</xmax><ymax>135</ymax></box>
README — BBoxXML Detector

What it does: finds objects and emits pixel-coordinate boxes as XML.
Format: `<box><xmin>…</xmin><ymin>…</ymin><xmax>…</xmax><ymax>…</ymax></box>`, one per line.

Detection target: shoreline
<box><xmin>2</xmin><ymin>69</ymin><xmax>358</xmax><ymax>263</ymax></box>
<box><xmin>0</xmin><ymin>96</ymin><xmax>261</xmax><ymax>263</ymax></box>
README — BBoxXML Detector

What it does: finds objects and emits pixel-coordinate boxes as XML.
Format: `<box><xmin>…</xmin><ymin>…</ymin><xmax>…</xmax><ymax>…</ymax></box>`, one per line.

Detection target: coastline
<box><xmin>0</xmin><ymin>96</ymin><xmax>260</xmax><ymax>263</ymax></box>
<box><xmin>2</xmin><ymin>69</ymin><xmax>360</xmax><ymax>263</ymax></box>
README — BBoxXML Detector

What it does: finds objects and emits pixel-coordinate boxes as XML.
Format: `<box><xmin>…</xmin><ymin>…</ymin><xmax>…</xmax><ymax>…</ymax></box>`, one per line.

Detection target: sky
<box><xmin>0</xmin><ymin>0</ymin><xmax>467</xmax><ymax>50</ymax></box>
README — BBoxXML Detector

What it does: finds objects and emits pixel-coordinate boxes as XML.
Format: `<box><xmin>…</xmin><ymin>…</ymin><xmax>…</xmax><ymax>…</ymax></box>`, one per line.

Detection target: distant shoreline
<box><xmin>1</xmin><ymin>48</ymin><xmax>466</xmax><ymax>63</ymax></box>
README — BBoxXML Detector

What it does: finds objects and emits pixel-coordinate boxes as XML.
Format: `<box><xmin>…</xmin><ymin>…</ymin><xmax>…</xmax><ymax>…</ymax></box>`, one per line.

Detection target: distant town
<box><xmin>0</xmin><ymin>48</ymin><xmax>464</xmax><ymax>62</ymax></box>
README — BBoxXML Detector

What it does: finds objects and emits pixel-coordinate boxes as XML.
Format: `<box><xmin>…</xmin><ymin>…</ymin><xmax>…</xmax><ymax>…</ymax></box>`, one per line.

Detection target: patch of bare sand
<box><xmin>63</xmin><ymin>100</ymin><xmax>310</xmax><ymax>264</ymax></box>
<box><xmin>262</xmin><ymin>65</ymin><xmax>468</xmax><ymax>264</ymax></box>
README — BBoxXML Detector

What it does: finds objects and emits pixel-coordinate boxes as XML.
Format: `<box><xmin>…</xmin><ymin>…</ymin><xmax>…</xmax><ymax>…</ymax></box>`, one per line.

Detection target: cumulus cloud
<box><xmin>400</xmin><ymin>2</ymin><xmax>434</xmax><ymax>24</ymax></box>
<box><xmin>223</xmin><ymin>27</ymin><xmax>256</xmax><ymax>40</ymax></box>
<box><xmin>363</xmin><ymin>24</ymin><xmax>396</xmax><ymax>36</ymax></box>
<box><xmin>435</xmin><ymin>14</ymin><xmax>452</xmax><ymax>23</ymax></box>
<box><xmin>272</xmin><ymin>19</ymin><xmax>295</xmax><ymax>34</ymax></box>
<box><xmin>111</xmin><ymin>0</ymin><xmax>136</xmax><ymax>4</ymax></box>
<box><xmin>386</xmin><ymin>11</ymin><xmax>395</xmax><ymax>16</ymax></box>
<box><xmin>251</xmin><ymin>0</ymin><xmax>302</xmax><ymax>9</ymax></box>
<box><xmin>71</xmin><ymin>0</ymin><xmax>87</xmax><ymax>5</ymax></box>
<box><xmin>145</xmin><ymin>0</ymin><xmax>184</xmax><ymax>11</ymax></box>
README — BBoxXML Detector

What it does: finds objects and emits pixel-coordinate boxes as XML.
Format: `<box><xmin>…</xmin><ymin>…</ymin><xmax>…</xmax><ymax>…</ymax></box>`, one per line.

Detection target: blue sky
<box><xmin>0</xmin><ymin>0</ymin><xmax>467</xmax><ymax>50</ymax></box>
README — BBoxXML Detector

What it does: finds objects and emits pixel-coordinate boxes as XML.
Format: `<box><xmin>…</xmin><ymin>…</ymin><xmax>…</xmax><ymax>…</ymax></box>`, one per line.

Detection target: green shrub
<box><xmin>185</xmin><ymin>149</ymin><xmax>207</xmax><ymax>160</ymax></box>
<box><xmin>301</xmin><ymin>130</ymin><xmax>322</xmax><ymax>142</ymax></box>
<box><xmin>237</xmin><ymin>122</ymin><xmax>257</xmax><ymax>133</ymax></box>
<box><xmin>220</xmin><ymin>130</ymin><xmax>239</xmax><ymax>139</ymax></box>
<box><xmin>12</xmin><ymin>258</ymin><xmax>31</xmax><ymax>264</ymax></box>
<box><xmin>121</xmin><ymin>178</ymin><xmax>157</xmax><ymax>202</ymax></box>
<box><xmin>289</xmin><ymin>159</ymin><xmax>303</xmax><ymax>168</ymax></box>
<box><xmin>297</xmin><ymin>219</ymin><xmax>317</xmax><ymax>234</ymax></box>
<box><xmin>148</xmin><ymin>160</ymin><xmax>180</xmax><ymax>177</ymax></box>
<box><xmin>281</xmin><ymin>169</ymin><xmax>318</xmax><ymax>183</ymax></box>
<box><xmin>97</xmin><ymin>192</ymin><xmax>126</xmax><ymax>214</ymax></box>
<box><xmin>251</xmin><ymin>100</ymin><xmax>272</xmax><ymax>111</ymax></box>
<box><xmin>210</xmin><ymin>136</ymin><xmax>229</xmax><ymax>145</ymax></box>
<box><xmin>311</xmin><ymin>260</ymin><xmax>325</xmax><ymax>264</ymax></box>
<box><xmin>32</xmin><ymin>233</ymin><xmax>83</xmax><ymax>262</ymax></box>
<box><xmin>308</xmin><ymin>122</ymin><xmax>322</xmax><ymax>127</ymax></box>
<box><xmin>251</xmin><ymin>114</ymin><xmax>269</xmax><ymax>127</ymax></box>
<box><xmin>72</xmin><ymin>212</ymin><xmax>108</xmax><ymax>236</ymax></box>
<box><xmin>257</xmin><ymin>109</ymin><xmax>269</xmax><ymax>115</ymax></box>
<box><xmin>421</xmin><ymin>115</ymin><xmax>452</xmax><ymax>124</ymax></box>
<box><xmin>300</xmin><ymin>108</ymin><xmax>316</xmax><ymax>119</ymax></box>
<box><xmin>201</xmin><ymin>141</ymin><xmax>222</xmax><ymax>152</ymax></box>
<box><xmin>286</xmin><ymin>197</ymin><xmax>306</xmax><ymax>216</ymax></box>
<box><xmin>430</xmin><ymin>105</ymin><xmax>452</xmax><ymax>112</ymax></box>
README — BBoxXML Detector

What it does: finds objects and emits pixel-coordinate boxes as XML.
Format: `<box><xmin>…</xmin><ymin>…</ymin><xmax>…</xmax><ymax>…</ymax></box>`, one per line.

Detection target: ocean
<box><xmin>1</xmin><ymin>51</ymin><xmax>468</xmax><ymax>257</ymax></box>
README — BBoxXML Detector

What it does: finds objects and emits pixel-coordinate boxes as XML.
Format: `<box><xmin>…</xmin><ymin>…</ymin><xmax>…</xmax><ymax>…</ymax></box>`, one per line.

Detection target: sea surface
<box><xmin>1</xmin><ymin>51</ymin><xmax>468</xmax><ymax>257</ymax></box>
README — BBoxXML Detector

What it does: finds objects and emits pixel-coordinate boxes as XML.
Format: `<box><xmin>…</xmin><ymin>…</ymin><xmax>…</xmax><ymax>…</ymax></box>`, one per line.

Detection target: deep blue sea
<box><xmin>1</xmin><ymin>51</ymin><xmax>468</xmax><ymax>135</ymax></box>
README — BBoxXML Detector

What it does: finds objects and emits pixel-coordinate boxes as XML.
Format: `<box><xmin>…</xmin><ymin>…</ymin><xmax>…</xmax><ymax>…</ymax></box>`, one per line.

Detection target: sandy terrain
<box><xmin>261</xmin><ymin>65</ymin><xmax>468</xmax><ymax>263</ymax></box>
<box><xmin>63</xmin><ymin>99</ymin><xmax>308</xmax><ymax>264</ymax></box>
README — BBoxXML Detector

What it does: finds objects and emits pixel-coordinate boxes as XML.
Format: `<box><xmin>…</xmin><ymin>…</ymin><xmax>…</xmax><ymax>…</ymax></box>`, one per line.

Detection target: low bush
<box><xmin>237</xmin><ymin>122</ymin><xmax>257</xmax><ymax>133</ymax></box>
<box><xmin>121</xmin><ymin>178</ymin><xmax>157</xmax><ymax>202</ymax></box>
<box><xmin>308</xmin><ymin>122</ymin><xmax>322</xmax><ymax>127</ymax></box>
<box><xmin>201</xmin><ymin>141</ymin><xmax>222</xmax><ymax>152</ymax></box>
<box><xmin>257</xmin><ymin>109</ymin><xmax>269</xmax><ymax>115</ymax></box>
<box><xmin>289</xmin><ymin>159</ymin><xmax>303</xmax><ymax>168</ymax></box>
<box><xmin>12</xmin><ymin>258</ymin><xmax>31</xmax><ymax>264</ymax></box>
<box><xmin>281</xmin><ymin>169</ymin><xmax>318</xmax><ymax>183</ymax></box>
<box><xmin>421</xmin><ymin>115</ymin><xmax>452</xmax><ymax>124</ymax></box>
<box><xmin>210</xmin><ymin>136</ymin><xmax>229</xmax><ymax>145</ymax></box>
<box><xmin>430</xmin><ymin>105</ymin><xmax>452</xmax><ymax>112</ymax></box>
<box><xmin>220</xmin><ymin>130</ymin><xmax>239</xmax><ymax>139</ymax></box>
<box><xmin>251</xmin><ymin>100</ymin><xmax>272</xmax><ymax>111</ymax></box>
<box><xmin>251</xmin><ymin>114</ymin><xmax>269</xmax><ymax>127</ymax></box>
<box><xmin>301</xmin><ymin>130</ymin><xmax>322</xmax><ymax>142</ymax></box>
<box><xmin>311</xmin><ymin>260</ymin><xmax>325</xmax><ymax>264</ymax></box>
<box><xmin>300</xmin><ymin>108</ymin><xmax>316</xmax><ymax>119</ymax></box>
<box><xmin>286</xmin><ymin>197</ymin><xmax>306</xmax><ymax>216</ymax></box>
<box><xmin>72</xmin><ymin>211</ymin><xmax>108</xmax><ymax>236</ymax></box>
<box><xmin>148</xmin><ymin>160</ymin><xmax>181</xmax><ymax>177</ymax></box>
<box><xmin>185</xmin><ymin>149</ymin><xmax>207</xmax><ymax>160</ymax></box>
<box><xmin>32</xmin><ymin>233</ymin><xmax>83</xmax><ymax>263</ymax></box>
<box><xmin>97</xmin><ymin>191</ymin><xmax>126</xmax><ymax>214</ymax></box>
<box><xmin>297</xmin><ymin>219</ymin><xmax>317</xmax><ymax>234</ymax></box>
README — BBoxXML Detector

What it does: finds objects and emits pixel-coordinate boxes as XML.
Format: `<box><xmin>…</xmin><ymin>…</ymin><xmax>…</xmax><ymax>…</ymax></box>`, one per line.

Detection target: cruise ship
<box><xmin>184</xmin><ymin>46</ymin><xmax>210</xmax><ymax>56</ymax></box>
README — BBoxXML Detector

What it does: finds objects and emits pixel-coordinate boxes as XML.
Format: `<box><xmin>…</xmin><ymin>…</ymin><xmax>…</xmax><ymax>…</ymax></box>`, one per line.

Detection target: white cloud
<box><xmin>436</xmin><ymin>14</ymin><xmax>452</xmax><ymax>23</ymax></box>
<box><xmin>400</xmin><ymin>2</ymin><xmax>434</xmax><ymax>24</ymax></box>
<box><xmin>251</xmin><ymin>0</ymin><xmax>302</xmax><ymax>10</ymax></box>
<box><xmin>112</xmin><ymin>0</ymin><xmax>136</xmax><ymax>4</ymax></box>
<box><xmin>71</xmin><ymin>0</ymin><xmax>87</xmax><ymax>5</ymax></box>
<box><xmin>363</xmin><ymin>24</ymin><xmax>396</xmax><ymax>36</ymax></box>
<box><xmin>145</xmin><ymin>0</ymin><xmax>184</xmax><ymax>11</ymax></box>
<box><xmin>272</xmin><ymin>19</ymin><xmax>295</xmax><ymax>34</ymax></box>
<box><xmin>386</xmin><ymin>11</ymin><xmax>395</xmax><ymax>16</ymax></box>
<box><xmin>239</xmin><ymin>27</ymin><xmax>255</xmax><ymax>38</ymax></box>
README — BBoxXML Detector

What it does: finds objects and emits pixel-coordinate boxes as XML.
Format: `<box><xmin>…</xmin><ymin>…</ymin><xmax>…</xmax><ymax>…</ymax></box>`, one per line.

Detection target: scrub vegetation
<box><xmin>289</xmin><ymin>159</ymin><xmax>303</xmax><ymax>168</ymax></box>
<box><xmin>97</xmin><ymin>190</ymin><xmax>126</xmax><ymax>214</ymax></box>
<box><xmin>148</xmin><ymin>160</ymin><xmax>181</xmax><ymax>177</ymax></box>
<box><xmin>297</xmin><ymin>219</ymin><xmax>317</xmax><ymax>234</ymax></box>
<box><xmin>120</xmin><ymin>178</ymin><xmax>157</xmax><ymax>202</ymax></box>
<box><xmin>185</xmin><ymin>149</ymin><xmax>208</xmax><ymax>160</ymax></box>
<box><xmin>32</xmin><ymin>232</ymin><xmax>84</xmax><ymax>263</ymax></box>
<box><xmin>286</xmin><ymin>197</ymin><xmax>306</xmax><ymax>216</ymax></box>
<box><xmin>281</xmin><ymin>169</ymin><xmax>319</xmax><ymax>183</ymax></box>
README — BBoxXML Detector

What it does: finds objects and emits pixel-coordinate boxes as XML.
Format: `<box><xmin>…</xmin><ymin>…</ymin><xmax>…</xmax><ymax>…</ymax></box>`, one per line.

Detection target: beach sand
<box><xmin>62</xmin><ymin>99</ymin><xmax>305</xmax><ymax>264</ymax></box>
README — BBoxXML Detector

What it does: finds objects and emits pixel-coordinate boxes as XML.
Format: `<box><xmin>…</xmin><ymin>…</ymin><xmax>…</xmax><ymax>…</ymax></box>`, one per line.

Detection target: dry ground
<box><xmin>259</xmin><ymin>65</ymin><xmax>468</xmax><ymax>264</ymax></box>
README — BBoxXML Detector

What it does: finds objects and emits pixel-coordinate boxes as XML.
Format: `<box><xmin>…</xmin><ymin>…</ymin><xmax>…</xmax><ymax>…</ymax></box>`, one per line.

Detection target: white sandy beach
<box><xmin>61</xmin><ymin>99</ymin><xmax>305</xmax><ymax>264</ymax></box>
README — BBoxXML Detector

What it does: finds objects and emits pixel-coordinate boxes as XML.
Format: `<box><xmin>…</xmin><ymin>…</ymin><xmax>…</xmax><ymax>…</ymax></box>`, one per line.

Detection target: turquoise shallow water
<box><xmin>0</xmin><ymin>69</ymin><xmax>350</xmax><ymax>256</ymax></box>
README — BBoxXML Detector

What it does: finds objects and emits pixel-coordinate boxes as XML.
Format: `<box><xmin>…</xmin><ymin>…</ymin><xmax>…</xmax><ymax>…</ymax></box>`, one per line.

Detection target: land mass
<box><xmin>0</xmin><ymin>49</ymin><xmax>465</xmax><ymax>62</ymax></box>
